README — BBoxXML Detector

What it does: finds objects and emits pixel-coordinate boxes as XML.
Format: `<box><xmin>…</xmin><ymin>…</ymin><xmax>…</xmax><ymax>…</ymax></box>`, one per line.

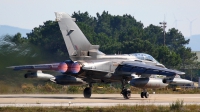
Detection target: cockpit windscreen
<box><xmin>130</xmin><ymin>53</ymin><xmax>158</xmax><ymax>63</ymax></box>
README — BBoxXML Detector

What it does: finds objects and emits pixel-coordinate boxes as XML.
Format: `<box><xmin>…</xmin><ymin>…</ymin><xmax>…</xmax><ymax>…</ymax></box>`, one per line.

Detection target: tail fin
<box><xmin>55</xmin><ymin>12</ymin><xmax>99</xmax><ymax>58</ymax></box>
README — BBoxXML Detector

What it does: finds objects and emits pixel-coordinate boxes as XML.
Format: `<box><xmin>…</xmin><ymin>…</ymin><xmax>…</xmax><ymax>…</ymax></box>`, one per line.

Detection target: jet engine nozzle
<box><xmin>57</xmin><ymin>60</ymin><xmax>81</xmax><ymax>74</ymax></box>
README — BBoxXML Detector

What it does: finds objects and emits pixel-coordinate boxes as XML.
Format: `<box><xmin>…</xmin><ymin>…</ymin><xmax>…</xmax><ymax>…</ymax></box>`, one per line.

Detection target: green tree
<box><xmin>27</xmin><ymin>21</ymin><xmax>68</xmax><ymax>59</ymax></box>
<box><xmin>11</xmin><ymin>33</ymin><xmax>27</xmax><ymax>45</ymax></box>
<box><xmin>156</xmin><ymin>46</ymin><xmax>181</xmax><ymax>67</ymax></box>
<box><xmin>143</xmin><ymin>24</ymin><xmax>163</xmax><ymax>45</ymax></box>
<box><xmin>166</xmin><ymin>28</ymin><xmax>189</xmax><ymax>52</ymax></box>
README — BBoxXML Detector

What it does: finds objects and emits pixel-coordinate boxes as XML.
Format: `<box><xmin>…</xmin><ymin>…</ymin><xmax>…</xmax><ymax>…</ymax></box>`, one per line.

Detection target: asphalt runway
<box><xmin>0</xmin><ymin>94</ymin><xmax>200</xmax><ymax>107</ymax></box>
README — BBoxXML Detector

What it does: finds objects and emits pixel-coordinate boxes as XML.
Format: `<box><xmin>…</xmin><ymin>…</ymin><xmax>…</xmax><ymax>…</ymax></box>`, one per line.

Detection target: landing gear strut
<box><xmin>83</xmin><ymin>83</ymin><xmax>92</xmax><ymax>98</ymax></box>
<box><xmin>140</xmin><ymin>89</ymin><xmax>149</xmax><ymax>98</ymax></box>
<box><xmin>121</xmin><ymin>79</ymin><xmax>131</xmax><ymax>99</ymax></box>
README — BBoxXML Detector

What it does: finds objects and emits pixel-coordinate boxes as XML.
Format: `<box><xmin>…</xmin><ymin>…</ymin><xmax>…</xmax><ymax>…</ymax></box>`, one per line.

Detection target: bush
<box><xmin>67</xmin><ymin>86</ymin><xmax>79</xmax><ymax>93</ymax></box>
<box><xmin>36</xmin><ymin>83</ymin><xmax>57</xmax><ymax>93</ymax></box>
<box><xmin>170</xmin><ymin>99</ymin><xmax>184</xmax><ymax>110</ymax></box>
<box><xmin>21</xmin><ymin>84</ymin><xmax>35</xmax><ymax>93</ymax></box>
<box><xmin>0</xmin><ymin>84</ymin><xmax>10</xmax><ymax>93</ymax></box>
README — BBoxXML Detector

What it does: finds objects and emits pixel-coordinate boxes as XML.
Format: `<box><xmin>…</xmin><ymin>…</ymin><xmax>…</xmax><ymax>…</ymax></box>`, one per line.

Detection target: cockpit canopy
<box><xmin>130</xmin><ymin>53</ymin><xmax>158</xmax><ymax>63</ymax></box>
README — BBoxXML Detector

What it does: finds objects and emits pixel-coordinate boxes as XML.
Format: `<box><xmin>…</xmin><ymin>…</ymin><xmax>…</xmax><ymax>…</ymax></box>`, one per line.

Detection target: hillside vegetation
<box><xmin>0</xmin><ymin>11</ymin><xmax>199</xmax><ymax>90</ymax></box>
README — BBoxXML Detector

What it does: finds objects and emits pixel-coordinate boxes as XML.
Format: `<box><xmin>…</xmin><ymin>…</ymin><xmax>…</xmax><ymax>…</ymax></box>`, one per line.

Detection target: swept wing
<box><xmin>114</xmin><ymin>61</ymin><xmax>184</xmax><ymax>77</ymax></box>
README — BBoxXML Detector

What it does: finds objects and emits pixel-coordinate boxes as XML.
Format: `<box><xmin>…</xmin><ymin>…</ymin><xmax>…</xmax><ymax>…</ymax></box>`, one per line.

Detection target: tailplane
<box><xmin>55</xmin><ymin>12</ymin><xmax>100</xmax><ymax>59</ymax></box>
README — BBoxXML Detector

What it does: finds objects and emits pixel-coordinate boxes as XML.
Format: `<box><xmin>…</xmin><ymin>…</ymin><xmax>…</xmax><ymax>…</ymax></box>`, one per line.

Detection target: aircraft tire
<box><xmin>141</xmin><ymin>92</ymin><xmax>144</xmax><ymax>98</ymax></box>
<box><xmin>144</xmin><ymin>92</ymin><xmax>149</xmax><ymax>98</ymax></box>
<box><xmin>122</xmin><ymin>89</ymin><xmax>131</xmax><ymax>99</ymax></box>
<box><xmin>83</xmin><ymin>87</ymin><xmax>91</xmax><ymax>98</ymax></box>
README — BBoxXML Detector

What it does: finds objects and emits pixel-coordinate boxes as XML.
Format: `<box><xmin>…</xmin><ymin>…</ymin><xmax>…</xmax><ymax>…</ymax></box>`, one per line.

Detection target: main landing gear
<box><xmin>83</xmin><ymin>83</ymin><xmax>92</xmax><ymax>98</ymax></box>
<box><xmin>83</xmin><ymin>80</ymin><xmax>132</xmax><ymax>99</ymax></box>
<box><xmin>121</xmin><ymin>79</ymin><xmax>131</xmax><ymax>99</ymax></box>
<box><xmin>140</xmin><ymin>89</ymin><xmax>149</xmax><ymax>98</ymax></box>
<box><xmin>121</xmin><ymin>88</ymin><xmax>131</xmax><ymax>99</ymax></box>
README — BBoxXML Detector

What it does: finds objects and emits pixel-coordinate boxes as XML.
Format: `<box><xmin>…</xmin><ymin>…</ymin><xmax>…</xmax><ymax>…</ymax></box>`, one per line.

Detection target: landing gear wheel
<box><xmin>83</xmin><ymin>87</ymin><xmax>91</xmax><ymax>98</ymax></box>
<box><xmin>141</xmin><ymin>92</ymin><xmax>149</xmax><ymax>98</ymax></box>
<box><xmin>144</xmin><ymin>92</ymin><xmax>149</xmax><ymax>98</ymax></box>
<box><xmin>121</xmin><ymin>89</ymin><xmax>131</xmax><ymax>99</ymax></box>
<box><xmin>141</xmin><ymin>92</ymin><xmax>144</xmax><ymax>98</ymax></box>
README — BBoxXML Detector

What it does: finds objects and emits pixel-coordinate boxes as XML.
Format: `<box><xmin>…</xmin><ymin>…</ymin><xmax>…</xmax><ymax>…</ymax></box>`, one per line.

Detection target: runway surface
<box><xmin>0</xmin><ymin>94</ymin><xmax>200</xmax><ymax>107</ymax></box>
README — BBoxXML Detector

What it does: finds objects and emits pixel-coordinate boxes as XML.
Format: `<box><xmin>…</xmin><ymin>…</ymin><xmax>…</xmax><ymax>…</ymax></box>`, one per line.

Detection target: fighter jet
<box><xmin>8</xmin><ymin>12</ymin><xmax>185</xmax><ymax>99</ymax></box>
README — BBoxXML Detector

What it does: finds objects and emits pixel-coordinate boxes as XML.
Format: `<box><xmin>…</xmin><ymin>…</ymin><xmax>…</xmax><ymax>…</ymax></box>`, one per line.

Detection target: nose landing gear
<box><xmin>121</xmin><ymin>88</ymin><xmax>131</xmax><ymax>99</ymax></box>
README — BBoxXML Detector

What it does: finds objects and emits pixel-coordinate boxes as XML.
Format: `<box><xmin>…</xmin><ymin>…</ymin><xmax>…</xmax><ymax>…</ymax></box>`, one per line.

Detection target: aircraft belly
<box><xmin>74</xmin><ymin>70</ymin><xmax>122</xmax><ymax>83</ymax></box>
<box><xmin>89</xmin><ymin>71</ymin><xmax>111</xmax><ymax>78</ymax></box>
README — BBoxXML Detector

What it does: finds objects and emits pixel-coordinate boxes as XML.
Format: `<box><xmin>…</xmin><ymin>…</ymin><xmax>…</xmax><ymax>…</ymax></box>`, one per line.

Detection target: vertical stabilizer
<box><xmin>55</xmin><ymin>12</ymin><xmax>99</xmax><ymax>58</ymax></box>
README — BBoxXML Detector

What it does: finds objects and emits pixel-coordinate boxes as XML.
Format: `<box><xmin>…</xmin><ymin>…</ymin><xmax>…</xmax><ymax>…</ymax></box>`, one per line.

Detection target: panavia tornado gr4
<box><xmin>8</xmin><ymin>12</ymin><xmax>186</xmax><ymax>99</ymax></box>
